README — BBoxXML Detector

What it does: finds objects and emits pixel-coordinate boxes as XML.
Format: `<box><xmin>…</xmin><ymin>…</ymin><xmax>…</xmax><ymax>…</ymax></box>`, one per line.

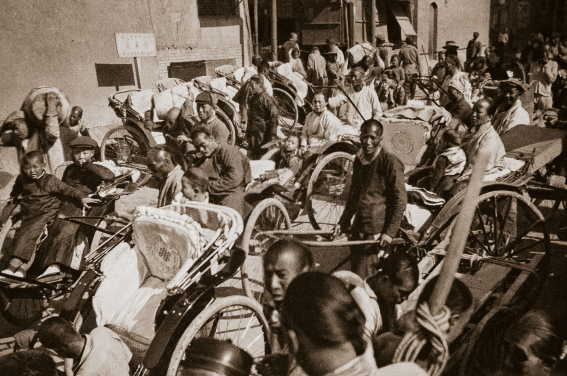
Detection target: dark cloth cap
<box><xmin>195</xmin><ymin>91</ymin><xmax>218</xmax><ymax>106</ymax></box>
<box><xmin>183</xmin><ymin>338</ymin><xmax>253</xmax><ymax>376</ymax></box>
<box><xmin>500</xmin><ymin>78</ymin><xmax>526</xmax><ymax>94</ymax></box>
<box><xmin>376</xmin><ymin>34</ymin><xmax>386</xmax><ymax>42</ymax></box>
<box><xmin>473</xmin><ymin>32</ymin><xmax>480</xmax><ymax>37</ymax></box>
<box><xmin>69</xmin><ymin>136</ymin><xmax>98</xmax><ymax>149</ymax></box>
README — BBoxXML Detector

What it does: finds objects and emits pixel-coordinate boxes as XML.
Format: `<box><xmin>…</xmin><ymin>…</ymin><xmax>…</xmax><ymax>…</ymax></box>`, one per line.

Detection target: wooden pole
<box><xmin>133</xmin><ymin>57</ymin><xmax>142</xmax><ymax>89</ymax></box>
<box><xmin>271</xmin><ymin>0</ymin><xmax>278</xmax><ymax>61</ymax></box>
<box><xmin>254</xmin><ymin>0</ymin><xmax>259</xmax><ymax>54</ymax></box>
<box><xmin>369</xmin><ymin>0</ymin><xmax>376</xmax><ymax>44</ymax></box>
<box><xmin>428</xmin><ymin>150</ymin><xmax>490</xmax><ymax>315</ymax></box>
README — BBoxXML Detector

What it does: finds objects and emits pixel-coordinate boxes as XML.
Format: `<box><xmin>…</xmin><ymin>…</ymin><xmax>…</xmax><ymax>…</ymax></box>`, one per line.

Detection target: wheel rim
<box><xmin>102</xmin><ymin>128</ymin><xmax>151</xmax><ymax>184</ymax></box>
<box><xmin>273</xmin><ymin>88</ymin><xmax>297</xmax><ymax>130</ymax></box>
<box><xmin>463</xmin><ymin>192</ymin><xmax>549</xmax><ymax>261</ymax></box>
<box><xmin>307</xmin><ymin>154</ymin><xmax>354</xmax><ymax>231</ymax></box>
<box><xmin>172</xmin><ymin>304</ymin><xmax>268</xmax><ymax>375</ymax></box>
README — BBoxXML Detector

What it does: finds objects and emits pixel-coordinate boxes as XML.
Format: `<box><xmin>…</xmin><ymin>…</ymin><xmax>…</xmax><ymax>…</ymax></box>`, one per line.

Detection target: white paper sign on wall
<box><xmin>115</xmin><ymin>33</ymin><xmax>157</xmax><ymax>58</ymax></box>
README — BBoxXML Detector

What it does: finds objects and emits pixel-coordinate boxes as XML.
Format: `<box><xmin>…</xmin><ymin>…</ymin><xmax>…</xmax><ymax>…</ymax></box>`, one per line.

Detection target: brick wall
<box><xmin>157</xmin><ymin>45</ymin><xmax>243</xmax><ymax>79</ymax></box>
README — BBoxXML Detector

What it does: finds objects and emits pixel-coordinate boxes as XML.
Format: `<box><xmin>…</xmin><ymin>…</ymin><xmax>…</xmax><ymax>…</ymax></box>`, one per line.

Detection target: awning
<box><xmin>390</xmin><ymin>4</ymin><xmax>417</xmax><ymax>37</ymax></box>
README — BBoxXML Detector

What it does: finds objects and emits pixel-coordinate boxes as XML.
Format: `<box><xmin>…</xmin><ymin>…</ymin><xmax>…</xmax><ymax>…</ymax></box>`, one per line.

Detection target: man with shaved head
<box><xmin>262</xmin><ymin>239</ymin><xmax>314</xmax><ymax>351</ymax></box>
<box><xmin>147</xmin><ymin>146</ymin><xmax>184</xmax><ymax>207</ymax></box>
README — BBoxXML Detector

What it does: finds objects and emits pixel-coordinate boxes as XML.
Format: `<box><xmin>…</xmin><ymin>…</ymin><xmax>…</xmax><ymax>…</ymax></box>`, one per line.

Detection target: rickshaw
<box><xmin>54</xmin><ymin>203</ymin><xmax>269</xmax><ymax>375</ymax></box>
<box><xmin>0</xmin><ymin>162</ymin><xmax>139</xmax><ymax>326</ymax></box>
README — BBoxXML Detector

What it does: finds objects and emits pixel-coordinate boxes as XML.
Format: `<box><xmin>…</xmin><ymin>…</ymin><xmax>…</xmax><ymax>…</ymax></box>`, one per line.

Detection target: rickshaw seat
<box><xmin>92</xmin><ymin>207</ymin><xmax>207</xmax><ymax>345</ymax></box>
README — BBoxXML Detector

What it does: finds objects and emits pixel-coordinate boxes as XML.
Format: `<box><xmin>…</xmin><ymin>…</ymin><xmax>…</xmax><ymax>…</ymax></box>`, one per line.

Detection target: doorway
<box><xmin>429</xmin><ymin>3</ymin><xmax>438</xmax><ymax>59</ymax></box>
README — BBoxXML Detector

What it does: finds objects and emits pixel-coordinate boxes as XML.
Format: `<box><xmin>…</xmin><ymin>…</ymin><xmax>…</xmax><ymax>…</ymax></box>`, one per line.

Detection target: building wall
<box><xmin>0</xmin><ymin>0</ymin><xmax>244</xmax><ymax>129</ymax></box>
<box><xmin>417</xmin><ymin>0</ymin><xmax>491</xmax><ymax>63</ymax></box>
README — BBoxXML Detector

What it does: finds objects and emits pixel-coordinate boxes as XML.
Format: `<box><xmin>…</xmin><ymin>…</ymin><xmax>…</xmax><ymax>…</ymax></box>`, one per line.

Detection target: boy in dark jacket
<box><xmin>1</xmin><ymin>151</ymin><xmax>97</xmax><ymax>278</ymax></box>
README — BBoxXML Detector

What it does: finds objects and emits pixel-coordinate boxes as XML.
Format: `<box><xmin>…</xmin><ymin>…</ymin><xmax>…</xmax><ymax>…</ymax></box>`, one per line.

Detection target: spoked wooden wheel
<box><xmin>531</xmin><ymin>197</ymin><xmax>567</xmax><ymax>240</ymax></box>
<box><xmin>241</xmin><ymin>199</ymin><xmax>291</xmax><ymax>300</ymax></box>
<box><xmin>101</xmin><ymin>125</ymin><xmax>152</xmax><ymax>186</ymax></box>
<box><xmin>460</xmin><ymin>191</ymin><xmax>550</xmax><ymax>261</ymax></box>
<box><xmin>306</xmin><ymin>152</ymin><xmax>354</xmax><ymax>231</ymax></box>
<box><xmin>273</xmin><ymin>88</ymin><xmax>298</xmax><ymax>131</ymax></box>
<box><xmin>167</xmin><ymin>295</ymin><xmax>271</xmax><ymax>376</ymax></box>
<box><xmin>0</xmin><ymin>287</ymin><xmax>48</xmax><ymax>326</ymax></box>
<box><xmin>215</xmin><ymin>108</ymin><xmax>237</xmax><ymax>146</ymax></box>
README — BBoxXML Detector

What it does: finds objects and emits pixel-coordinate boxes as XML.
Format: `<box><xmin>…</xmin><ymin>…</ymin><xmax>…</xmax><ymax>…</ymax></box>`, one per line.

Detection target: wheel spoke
<box><xmin>497</xmin><ymin>196</ymin><xmax>513</xmax><ymax>248</ymax></box>
<box><xmin>475</xmin><ymin>208</ymin><xmax>493</xmax><ymax>255</ymax></box>
<box><xmin>502</xmin><ymin>219</ymin><xmax>543</xmax><ymax>255</ymax></box>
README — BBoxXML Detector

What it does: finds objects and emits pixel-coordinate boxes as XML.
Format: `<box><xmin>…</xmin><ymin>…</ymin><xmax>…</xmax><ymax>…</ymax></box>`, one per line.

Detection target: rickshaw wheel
<box><xmin>457</xmin><ymin>191</ymin><xmax>550</xmax><ymax>261</ymax></box>
<box><xmin>215</xmin><ymin>108</ymin><xmax>237</xmax><ymax>146</ymax></box>
<box><xmin>101</xmin><ymin>125</ymin><xmax>152</xmax><ymax>186</ymax></box>
<box><xmin>306</xmin><ymin>152</ymin><xmax>354</xmax><ymax>231</ymax></box>
<box><xmin>0</xmin><ymin>216</ymin><xmax>17</xmax><ymax>255</ymax></box>
<box><xmin>531</xmin><ymin>197</ymin><xmax>567</xmax><ymax>240</ymax></box>
<box><xmin>0</xmin><ymin>287</ymin><xmax>47</xmax><ymax>326</ymax></box>
<box><xmin>166</xmin><ymin>295</ymin><xmax>271</xmax><ymax>376</ymax></box>
<box><xmin>241</xmin><ymin>198</ymin><xmax>291</xmax><ymax>300</ymax></box>
<box><xmin>273</xmin><ymin>88</ymin><xmax>298</xmax><ymax>130</ymax></box>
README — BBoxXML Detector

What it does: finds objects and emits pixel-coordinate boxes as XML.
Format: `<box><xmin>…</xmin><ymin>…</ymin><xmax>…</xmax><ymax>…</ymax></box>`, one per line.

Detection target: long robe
<box><xmin>157</xmin><ymin>165</ymin><xmax>184</xmax><ymax>208</ymax></box>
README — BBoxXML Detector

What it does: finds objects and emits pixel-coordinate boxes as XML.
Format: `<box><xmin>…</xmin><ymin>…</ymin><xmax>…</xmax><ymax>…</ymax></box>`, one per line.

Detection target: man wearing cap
<box><xmin>530</xmin><ymin>45</ymin><xmax>558</xmax><ymax>111</ymax></box>
<box><xmin>443</xmin><ymin>41</ymin><xmax>460</xmax><ymax>59</ymax></box>
<box><xmin>376</xmin><ymin>35</ymin><xmax>389</xmax><ymax>71</ymax></box>
<box><xmin>326</xmin><ymin>38</ymin><xmax>345</xmax><ymax>68</ymax></box>
<box><xmin>328</xmin><ymin>68</ymin><xmax>383</xmax><ymax>128</ymax></box>
<box><xmin>466</xmin><ymin>33</ymin><xmax>482</xmax><ymax>72</ymax></box>
<box><xmin>246</xmin><ymin>75</ymin><xmax>279</xmax><ymax>159</ymax></box>
<box><xmin>37</xmin><ymin>136</ymin><xmax>115</xmax><ymax>279</ymax></box>
<box><xmin>194</xmin><ymin>92</ymin><xmax>230</xmax><ymax>144</ymax></box>
<box><xmin>399</xmin><ymin>37</ymin><xmax>421</xmax><ymax>100</ymax></box>
<box><xmin>444</xmin><ymin>81</ymin><xmax>472</xmax><ymax>126</ymax></box>
<box><xmin>191</xmin><ymin>126</ymin><xmax>252</xmax><ymax>219</ymax></box>
<box><xmin>306</xmin><ymin>46</ymin><xmax>327</xmax><ymax>86</ymax></box>
<box><xmin>492</xmin><ymin>79</ymin><xmax>530</xmax><ymax>135</ymax></box>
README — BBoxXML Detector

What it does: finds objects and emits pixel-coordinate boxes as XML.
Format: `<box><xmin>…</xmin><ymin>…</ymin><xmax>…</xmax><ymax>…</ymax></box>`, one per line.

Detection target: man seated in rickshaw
<box><xmin>36</xmin><ymin>136</ymin><xmax>115</xmax><ymax>280</ymax></box>
<box><xmin>147</xmin><ymin>146</ymin><xmax>185</xmax><ymax>207</ymax></box>
<box><xmin>328</xmin><ymin>68</ymin><xmax>383</xmax><ymax>129</ymax></box>
<box><xmin>191</xmin><ymin>91</ymin><xmax>230</xmax><ymax>144</ymax></box>
<box><xmin>337</xmin><ymin>120</ymin><xmax>407</xmax><ymax>278</ymax></box>
<box><xmin>1</xmin><ymin>151</ymin><xmax>98</xmax><ymax>278</ymax></box>
<box><xmin>303</xmin><ymin>92</ymin><xmax>343</xmax><ymax>143</ymax></box>
<box><xmin>492</xmin><ymin>79</ymin><xmax>531</xmax><ymax>135</ymax></box>
<box><xmin>191</xmin><ymin>126</ymin><xmax>253</xmax><ymax>219</ymax></box>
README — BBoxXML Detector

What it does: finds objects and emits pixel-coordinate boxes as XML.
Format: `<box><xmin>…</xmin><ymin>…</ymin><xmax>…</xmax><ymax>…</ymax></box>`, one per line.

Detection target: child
<box><xmin>37</xmin><ymin>136</ymin><xmax>114</xmax><ymax>279</ymax></box>
<box><xmin>378</xmin><ymin>70</ymin><xmax>407</xmax><ymax>111</ymax></box>
<box><xmin>1</xmin><ymin>151</ymin><xmax>98</xmax><ymax>278</ymax></box>
<box><xmin>427</xmin><ymin>129</ymin><xmax>466</xmax><ymax>197</ymax></box>
<box><xmin>290</xmin><ymin>49</ymin><xmax>306</xmax><ymax>78</ymax></box>
<box><xmin>173</xmin><ymin>167</ymin><xmax>210</xmax><ymax>204</ymax></box>
<box><xmin>274</xmin><ymin>134</ymin><xmax>303</xmax><ymax>176</ymax></box>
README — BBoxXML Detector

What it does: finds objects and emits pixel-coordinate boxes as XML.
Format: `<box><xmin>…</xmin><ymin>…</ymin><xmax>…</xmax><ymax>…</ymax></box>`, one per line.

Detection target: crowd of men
<box><xmin>1</xmin><ymin>29</ymin><xmax>567</xmax><ymax>376</ymax></box>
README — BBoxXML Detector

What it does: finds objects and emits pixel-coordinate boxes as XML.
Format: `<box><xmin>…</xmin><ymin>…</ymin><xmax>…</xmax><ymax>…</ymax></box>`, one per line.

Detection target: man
<box><xmin>399</xmin><ymin>37</ymin><xmax>421</xmax><ymax>100</ymax></box>
<box><xmin>498</xmin><ymin>28</ymin><xmax>509</xmax><ymax>57</ymax></box>
<box><xmin>282</xmin><ymin>32</ymin><xmax>299</xmax><ymax>63</ymax></box>
<box><xmin>191</xmin><ymin>127</ymin><xmax>252</xmax><ymax>219</ymax></box>
<box><xmin>37</xmin><ymin>317</ymin><xmax>131</xmax><ymax>376</ymax></box>
<box><xmin>358</xmin><ymin>55</ymin><xmax>383</xmax><ymax>87</ymax></box>
<box><xmin>338</xmin><ymin>120</ymin><xmax>407</xmax><ymax>278</ymax></box>
<box><xmin>375</xmin><ymin>35</ymin><xmax>389</xmax><ymax>70</ymax></box>
<box><xmin>442</xmin><ymin>40</ymin><xmax>460</xmax><ymax>59</ymax></box>
<box><xmin>326</xmin><ymin>46</ymin><xmax>343</xmax><ymax>86</ymax></box>
<box><xmin>530</xmin><ymin>45</ymin><xmax>558</xmax><ymax>111</ymax></box>
<box><xmin>245</xmin><ymin>75</ymin><xmax>279</xmax><ymax>159</ymax></box>
<box><xmin>326</xmin><ymin>38</ymin><xmax>345</xmax><ymax>68</ymax></box>
<box><xmin>147</xmin><ymin>146</ymin><xmax>184</xmax><ymax>207</ymax></box>
<box><xmin>306</xmin><ymin>46</ymin><xmax>327</xmax><ymax>86</ymax></box>
<box><xmin>466</xmin><ymin>32</ymin><xmax>482</xmax><ymax>71</ymax></box>
<box><xmin>431</xmin><ymin>51</ymin><xmax>446</xmax><ymax>84</ymax></box>
<box><xmin>328</xmin><ymin>68</ymin><xmax>383</xmax><ymax>129</ymax></box>
<box><xmin>492</xmin><ymin>79</ymin><xmax>530</xmax><ymax>135</ymax></box>
<box><xmin>444</xmin><ymin>81</ymin><xmax>472</xmax><ymax>126</ymax></box>
<box><xmin>303</xmin><ymin>92</ymin><xmax>343</xmax><ymax>141</ymax></box>
<box><xmin>194</xmin><ymin>92</ymin><xmax>230</xmax><ymax>144</ymax></box>
<box><xmin>262</xmin><ymin>239</ymin><xmax>314</xmax><ymax>351</ymax></box>
<box><xmin>440</xmin><ymin>54</ymin><xmax>472</xmax><ymax>107</ymax></box>
<box><xmin>60</xmin><ymin>105</ymin><xmax>86</xmax><ymax>161</ymax></box>
<box><xmin>37</xmin><ymin>136</ymin><xmax>114</xmax><ymax>279</ymax></box>
<box><xmin>460</xmin><ymin>98</ymin><xmax>506</xmax><ymax>179</ymax></box>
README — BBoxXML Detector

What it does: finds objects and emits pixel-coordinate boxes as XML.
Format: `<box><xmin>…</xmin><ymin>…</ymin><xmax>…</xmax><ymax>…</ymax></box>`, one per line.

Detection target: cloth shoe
<box><xmin>0</xmin><ymin>269</ymin><xmax>25</xmax><ymax>278</ymax></box>
<box><xmin>37</xmin><ymin>265</ymin><xmax>61</xmax><ymax>280</ymax></box>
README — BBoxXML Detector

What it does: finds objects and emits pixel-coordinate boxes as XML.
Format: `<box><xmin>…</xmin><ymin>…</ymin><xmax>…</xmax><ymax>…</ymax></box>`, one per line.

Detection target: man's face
<box><xmin>249</xmin><ymin>80</ymin><xmax>262</xmax><ymax>95</ymax></box>
<box><xmin>470</xmin><ymin>100</ymin><xmax>491</xmax><ymax>128</ymax></box>
<box><xmin>197</xmin><ymin>104</ymin><xmax>214</xmax><ymax>121</ymax></box>
<box><xmin>192</xmin><ymin>133</ymin><xmax>216</xmax><ymax>158</ymax></box>
<box><xmin>69</xmin><ymin>110</ymin><xmax>82</xmax><ymax>126</ymax></box>
<box><xmin>438</xmin><ymin>55</ymin><xmax>445</xmax><ymax>65</ymax></box>
<box><xmin>264</xmin><ymin>252</ymin><xmax>305</xmax><ymax>305</ymax></box>
<box><xmin>147</xmin><ymin>151</ymin><xmax>171</xmax><ymax>181</ymax></box>
<box><xmin>503</xmin><ymin>87</ymin><xmax>521</xmax><ymax>106</ymax></box>
<box><xmin>328</xmin><ymin>53</ymin><xmax>337</xmax><ymax>63</ymax></box>
<box><xmin>49</xmin><ymin>343</ymin><xmax>76</xmax><ymax>359</ymax></box>
<box><xmin>360</xmin><ymin>125</ymin><xmax>382</xmax><ymax>157</ymax></box>
<box><xmin>181</xmin><ymin>177</ymin><xmax>207</xmax><ymax>202</ymax></box>
<box><xmin>22</xmin><ymin>158</ymin><xmax>45</xmax><ymax>180</ymax></box>
<box><xmin>371</xmin><ymin>274</ymin><xmax>415</xmax><ymax>305</ymax></box>
<box><xmin>165</xmin><ymin>117</ymin><xmax>177</xmax><ymax>131</ymax></box>
<box><xmin>391</xmin><ymin>56</ymin><xmax>400</xmax><ymax>67</ymax></box>
<box><xmin>292</xmin><ymin>51</ymin><xmax>300</xmax><ymax>60</ymax></box>
<box><xmin>72</xmin><ymin>148</ymin><xmax>94</xmax><ymax>166</ymax></box>
<box><xmin>252</xmin><ymin>57</ymin><xmax>263</xmax><ymax>67</ymax></box>
<box><xmin>448</xmin><ymin>87</ymin><xmax>460</xmax><ymax>102</ymax></box>
<box><xmin>503</xmin><ymin>335</ymin><xmax>548</xmax><ymax>376</ymax></box>
<box><xmin>445</xmin><ymin>59</ymin><xmax>457</xmax><ymax>75</ymax></box>
<box><xmin>313</xmin><ymin>94</ymin><xmax>327</xmax><ymax>113</ymax></box>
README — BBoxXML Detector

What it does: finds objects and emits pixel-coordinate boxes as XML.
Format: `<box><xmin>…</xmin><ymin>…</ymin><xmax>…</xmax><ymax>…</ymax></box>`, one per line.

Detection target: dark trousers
<box><xmin>349</xmin><ymin>232</ymin><xmax>382</xmax><ymax>279</ymax></box>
